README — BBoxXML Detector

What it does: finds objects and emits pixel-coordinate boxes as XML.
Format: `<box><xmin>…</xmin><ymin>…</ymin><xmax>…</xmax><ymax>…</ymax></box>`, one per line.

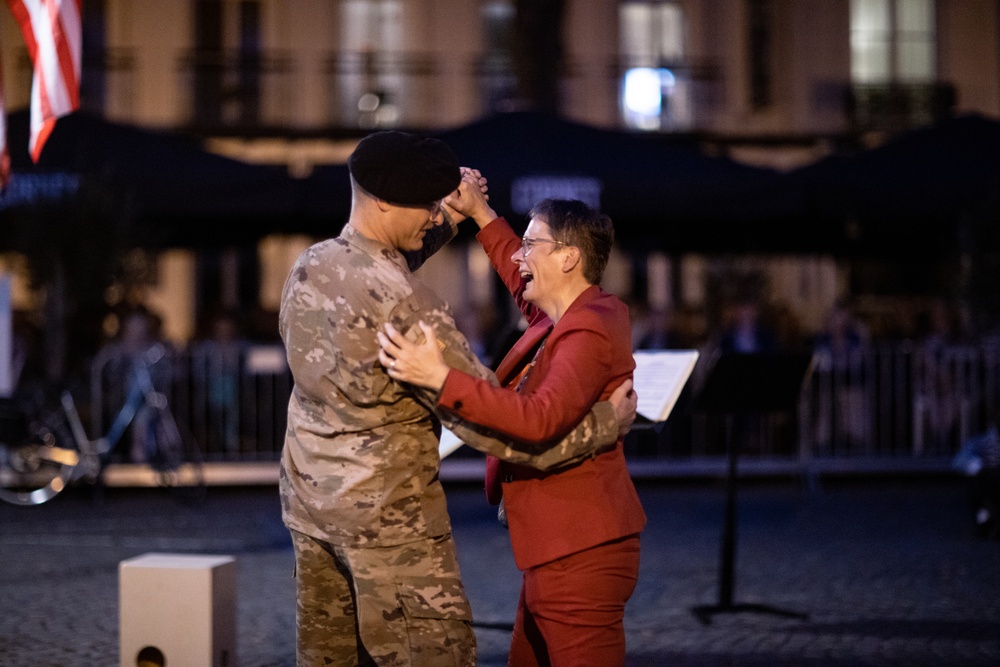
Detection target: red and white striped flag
<box><xmin>5</xmin><ymin>0</ymin><xmax>81</xmax><ymax>163</ymax></box>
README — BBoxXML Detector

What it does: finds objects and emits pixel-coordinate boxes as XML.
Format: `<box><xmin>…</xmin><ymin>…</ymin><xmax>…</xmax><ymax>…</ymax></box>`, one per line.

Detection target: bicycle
<box><xmin>0</xmin><ymin>345</ymin><xmax>203</xmax><ymax>506</ymax></box>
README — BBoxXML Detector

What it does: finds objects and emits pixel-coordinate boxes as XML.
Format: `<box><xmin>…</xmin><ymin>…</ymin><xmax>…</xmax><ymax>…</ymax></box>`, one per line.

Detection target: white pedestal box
<box><xmin>119</xmin><ymin>552</ymin><xmax>237</xmax><ymax>667</ymax></box>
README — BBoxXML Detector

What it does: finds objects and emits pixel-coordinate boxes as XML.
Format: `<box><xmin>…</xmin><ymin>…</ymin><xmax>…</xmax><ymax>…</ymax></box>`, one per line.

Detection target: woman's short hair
<box><xmin>529</xmin><ymin>199</ymin><xmax>614</xmax><ymax>285</ymax></box>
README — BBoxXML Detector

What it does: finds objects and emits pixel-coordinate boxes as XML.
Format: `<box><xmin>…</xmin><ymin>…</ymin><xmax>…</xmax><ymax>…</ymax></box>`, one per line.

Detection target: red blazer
<box><xmin>438</xmin><ymin>218</ymin><xmax>646</xmax><ymax>569</ymax></box>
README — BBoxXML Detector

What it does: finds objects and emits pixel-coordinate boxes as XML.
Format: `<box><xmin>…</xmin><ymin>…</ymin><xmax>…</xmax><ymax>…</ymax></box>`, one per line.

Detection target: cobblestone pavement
<box><xmin>1</xmin><ymin>475</ymin><xmax>998</xmax><ymax>666</ymax></box>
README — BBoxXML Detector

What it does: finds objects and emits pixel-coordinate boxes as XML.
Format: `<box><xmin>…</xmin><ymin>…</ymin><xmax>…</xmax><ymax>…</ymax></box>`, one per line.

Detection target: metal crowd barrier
<box><xmin>90</xmin><ymin>341</ymin><xmax>291</xmax><ymax>465</ymax></box>
<box><xmin>800</xmin><ymin>343</ymin><xmax>999</xmax><ymax>462</ymax></box>
<box><xmin>88</xmin><ymin>341</ymin><xmax>1000</xmax><ymax>475</ymax></box>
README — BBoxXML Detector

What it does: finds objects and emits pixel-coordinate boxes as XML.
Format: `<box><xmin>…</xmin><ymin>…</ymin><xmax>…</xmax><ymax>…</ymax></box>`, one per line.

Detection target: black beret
<box><xmin>348</xmin><ymin>130</ymin><xmax>461</xmax><ymax>205</ymax></box>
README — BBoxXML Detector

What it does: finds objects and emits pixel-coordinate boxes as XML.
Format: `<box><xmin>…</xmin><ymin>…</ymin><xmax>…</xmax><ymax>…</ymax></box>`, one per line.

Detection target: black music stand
<box><xmin>690</xmin><ymin>352</ymin><xmax>813</xmax><ymax>625</ymax></box>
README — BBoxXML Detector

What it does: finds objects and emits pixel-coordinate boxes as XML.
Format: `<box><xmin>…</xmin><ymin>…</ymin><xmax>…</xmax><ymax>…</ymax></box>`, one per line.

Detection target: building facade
<box><xmin>2</xmin><ymin>0</ymin><xmax>999</xmax><ymax>346</ymax></box>
<box><xmin>5</xmin><ymin>1</ymin><xmax>995</xmax><ymax>159</ymax></box>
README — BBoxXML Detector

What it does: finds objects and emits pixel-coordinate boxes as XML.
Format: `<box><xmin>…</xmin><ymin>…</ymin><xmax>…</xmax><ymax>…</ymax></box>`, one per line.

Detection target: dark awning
<box><xmin>3</xmin><ymin>110</ymin><xmax>308</xmax><ymax>248</ymax></box>
<box><xmin>786</xmin><ymin>113</ymin><xmax>1000</xmax><ymax>256</ymax></box>
<box><xmin>430</xmin><ymin>111</ymin><xmax>811</xmax><ymax>253</ymax></box>
<box><xmin>6</xmin><ymin>109</ymin><xmax>998</xmax><ymax>257</ymax></box>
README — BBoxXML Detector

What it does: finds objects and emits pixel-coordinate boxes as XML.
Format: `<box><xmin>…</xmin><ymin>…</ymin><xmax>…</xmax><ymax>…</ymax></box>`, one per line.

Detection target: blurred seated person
<box><xmin>199</xmin><ymin>310</ymin><xmax>246</xmax><ymax>452</ymax></box>
<box><xmin>635</xmin><ymin>306</ymin><xmax>676</xmax><ymax>350</ymax></box>
<box><xmin>93</xmin><ymin>307</ymin><xmax>175</xmax><ymax>463</ymax></box>
<box><xmin>814</xmin><ymin>301</ymin><xmax>869</xmax><ymax>360</ymax></box>
<box><xmin>719</xmin><ymin>297</ymin><xmax>779</xmax><ymax>354</ymax></box>
<box><xmin>914</xmin><ymin>298</ymin><xmax>971</xmax><ymax>452</ymax></box>
<box><xmin>812</xmin><ymin>301</ymin><xmax>871</xmax><ymax>451</ymax></box>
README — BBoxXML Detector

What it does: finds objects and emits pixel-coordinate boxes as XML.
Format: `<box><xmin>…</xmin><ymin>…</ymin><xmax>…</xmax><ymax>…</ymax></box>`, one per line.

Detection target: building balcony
<box><xmin>177</xmin><ymin>49</ymin><xmax>297</xmax><ymax>134</ymax></box>
<box><xmin>846</xmin><ymin>83</ymin><xmax>957</xmax><ymax>134</ymax></box>
<box><xmin>16</xmin><ymin>47</ymin><xmax>750</xmax><ymax>140</ymax></box>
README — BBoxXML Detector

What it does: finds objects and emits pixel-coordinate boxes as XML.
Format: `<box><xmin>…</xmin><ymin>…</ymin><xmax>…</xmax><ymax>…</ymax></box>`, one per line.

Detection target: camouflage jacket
<box><xmin>278</xmin><ymin>222</ymin><xmax>618</xmax><ymax>547</ymax></box>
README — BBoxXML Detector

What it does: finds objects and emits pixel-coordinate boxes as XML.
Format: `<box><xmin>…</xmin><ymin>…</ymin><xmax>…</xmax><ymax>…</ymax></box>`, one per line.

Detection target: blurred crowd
<box><xmin>5</xmin><ymin>280</ymin><xmax>999</xmax><ymax>467</ymax></box>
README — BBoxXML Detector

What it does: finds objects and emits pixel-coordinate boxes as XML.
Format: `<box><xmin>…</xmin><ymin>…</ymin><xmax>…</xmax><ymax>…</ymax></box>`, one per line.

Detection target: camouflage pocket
<box><xmin>395</xmin><ymin>576</ymin><xmax>475</xmax><ymax>667</ymax></box>
<box><xmin>396</xmin><ymin>576</ymin><xmax>473</xmax><ymax>622</ymax></box>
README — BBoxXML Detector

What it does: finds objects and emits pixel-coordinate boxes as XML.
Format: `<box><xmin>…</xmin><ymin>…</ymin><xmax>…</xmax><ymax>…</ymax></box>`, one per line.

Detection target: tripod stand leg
<box><xmin>692</xmin><ymin>414</ymin><xmax>738</xmax><ymax>623</ymax></box>
<box><xmin>718</xmin><ymin>413</ymin><xmax>738</xmax><ymax>609</ymax></box>
<box><xmin>691</xmin><ymin>413</ymin><xmax>809</xmax><ymax>625</ymax></box>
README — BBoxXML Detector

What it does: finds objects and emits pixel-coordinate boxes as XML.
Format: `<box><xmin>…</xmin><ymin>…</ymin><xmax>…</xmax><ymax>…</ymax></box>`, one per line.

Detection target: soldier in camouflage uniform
<box><xmin>279</xmin><ymin>131</ymin><xmax>634</xmax><ymax>666</ymax></box>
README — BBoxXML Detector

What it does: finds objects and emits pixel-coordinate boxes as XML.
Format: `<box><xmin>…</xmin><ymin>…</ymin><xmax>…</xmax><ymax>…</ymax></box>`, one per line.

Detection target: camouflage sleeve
<box><xmin>389</xmin><ymin>295</ymin><xmax>618</xmax><ymax>471</ymax></box>
<box><xmin>442</xmin><ymin>399</ymin><xmax>619</xmax><ymax>471</ymax></box>
<box><xmin>402</xmin><ymin>218</ymin><xmax>457</xmax><ymax>272</ymax></box>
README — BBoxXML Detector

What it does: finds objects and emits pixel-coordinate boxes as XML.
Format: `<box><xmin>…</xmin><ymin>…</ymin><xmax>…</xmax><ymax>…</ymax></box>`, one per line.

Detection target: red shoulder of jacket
<box><xmin>555</xmin><ymin>287</ymin><xmax>631</xmax><ymax>334</ymax></box>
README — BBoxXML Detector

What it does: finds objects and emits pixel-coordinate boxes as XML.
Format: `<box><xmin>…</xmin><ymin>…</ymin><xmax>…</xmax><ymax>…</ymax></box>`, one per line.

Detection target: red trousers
<box><xmin>508</xmin><ymin>534</ymin><xmax>641</xmax><ymax>667</ymax></box>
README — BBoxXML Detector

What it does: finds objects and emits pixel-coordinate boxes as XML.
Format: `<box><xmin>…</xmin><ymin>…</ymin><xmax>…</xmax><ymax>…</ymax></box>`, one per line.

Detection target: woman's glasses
<box><xmin>521</xmin><ymin>237</ymin><xmax>571</xmax><ymax>256</ymax></box>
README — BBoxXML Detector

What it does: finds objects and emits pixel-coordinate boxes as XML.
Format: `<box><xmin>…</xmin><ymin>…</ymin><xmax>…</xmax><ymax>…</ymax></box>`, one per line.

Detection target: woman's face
<box><xmin>512</xmin><ymin>217</ymin><xmax>570</xmax><ymax>306</ymax></box>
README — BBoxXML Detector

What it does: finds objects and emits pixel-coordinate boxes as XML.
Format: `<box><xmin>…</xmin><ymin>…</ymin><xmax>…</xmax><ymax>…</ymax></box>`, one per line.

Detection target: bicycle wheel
<box><xmin>0</xmin><ymin>396</ymin><xmax>82</xmax><ymax>506</ymax></box>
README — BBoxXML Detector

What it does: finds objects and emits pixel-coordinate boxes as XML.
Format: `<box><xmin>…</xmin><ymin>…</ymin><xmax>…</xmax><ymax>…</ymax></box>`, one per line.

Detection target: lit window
<box><xmin>339</xmin><ymin>0</ymin><xmax>403</xmax><ymax>128</ymax></box>
<box><xmin>481</xmin><ymin>1</ymin><xmax>516</xmax><ymax>112</ymax></box>
<box><xmin>623</xmin><ymin>68</ymin><xmax>679</xmax><ymax>131</ymax></box>
<box><xmin>619</xmin><ymin>2</ymin><xmax>689</xmax><ymax>130</ymax></box>
<box><xmin>850</xmin><ymin>0</ymin><xmax>935</xmax><ymax>83</ymax></box>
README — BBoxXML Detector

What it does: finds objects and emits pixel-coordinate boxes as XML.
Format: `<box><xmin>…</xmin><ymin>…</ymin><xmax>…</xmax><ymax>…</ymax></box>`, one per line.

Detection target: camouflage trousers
<box><xmin>290</xmin><ymin>529</ymin><xmax>476</xmax><ymax>667</ymax></box>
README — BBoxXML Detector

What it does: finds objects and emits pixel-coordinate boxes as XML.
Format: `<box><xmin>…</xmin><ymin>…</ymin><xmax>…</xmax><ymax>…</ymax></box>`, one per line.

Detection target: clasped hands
<box><xmin>378</xmin><ymin>321</ymin><xmax>638</xmax><ymax>438</ymax></box>
<box><xmin>442</xmin><ymin>168</ymin><xmax>497</xmax><ymax>228</ymax></box>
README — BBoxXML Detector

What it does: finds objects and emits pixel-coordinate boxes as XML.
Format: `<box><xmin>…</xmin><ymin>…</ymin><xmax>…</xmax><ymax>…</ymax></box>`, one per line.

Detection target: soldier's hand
<box><xmin>610</xmin><ymin>379</ymin><xmax>637</xmax><ymax>439</ymax></box>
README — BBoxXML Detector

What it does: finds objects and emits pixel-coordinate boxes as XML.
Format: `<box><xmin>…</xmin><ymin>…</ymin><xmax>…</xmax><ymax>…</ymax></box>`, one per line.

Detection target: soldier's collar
<box><xmin>340</xmin><ymin>223</ymin><xmax>409</xmax><ymax>272</ymax></box>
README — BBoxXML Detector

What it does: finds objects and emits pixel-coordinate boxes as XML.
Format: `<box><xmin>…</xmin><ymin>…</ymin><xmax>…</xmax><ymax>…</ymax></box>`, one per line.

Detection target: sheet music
<box><xmin>632</xmin><ymin>350</ymin><xmax>699</xmax><ymax>422</ymax></box>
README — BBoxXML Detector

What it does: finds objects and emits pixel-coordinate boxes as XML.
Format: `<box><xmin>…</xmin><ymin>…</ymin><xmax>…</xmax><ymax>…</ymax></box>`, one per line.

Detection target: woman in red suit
<box><xmin>379</xmin><ymin>171</ymin><xmax>646</xmax><ymax>667</ymax></box>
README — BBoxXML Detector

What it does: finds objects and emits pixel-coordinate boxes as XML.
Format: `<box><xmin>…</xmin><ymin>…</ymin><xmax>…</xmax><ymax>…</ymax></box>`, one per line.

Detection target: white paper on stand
<box><xmin>439</xmin><ymin>428</ymin><xmax>464</xmax><ymax>459</ymax></box>
<box><xmin>631</xmin><ymin>350</ymin><xmax>699</xmax><ymax>422</ymax></box>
